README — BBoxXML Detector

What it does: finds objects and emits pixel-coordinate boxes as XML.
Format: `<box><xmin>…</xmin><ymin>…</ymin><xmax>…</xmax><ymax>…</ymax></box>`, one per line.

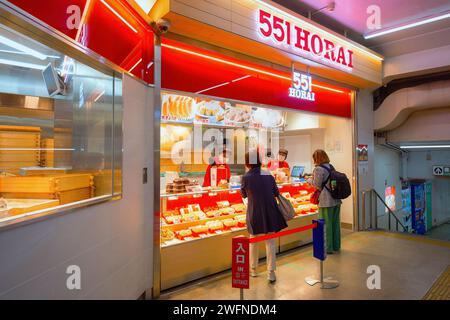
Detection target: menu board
<box><xmin>161</xmin><ymin>93</ymin><xmax>285</xmax><ymax>130</ymax></box>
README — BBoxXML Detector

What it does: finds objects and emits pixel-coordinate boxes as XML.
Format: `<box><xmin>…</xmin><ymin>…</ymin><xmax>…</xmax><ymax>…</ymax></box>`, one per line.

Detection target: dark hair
<box><xmin>312</xmin><ymin>149</ymin><xmax>330</xmax><ymax>165</ymax></box>
<box><xmin>245</xmin><ymin>150</ymin><xmax>261</xmax><ymax>169</ymax></box>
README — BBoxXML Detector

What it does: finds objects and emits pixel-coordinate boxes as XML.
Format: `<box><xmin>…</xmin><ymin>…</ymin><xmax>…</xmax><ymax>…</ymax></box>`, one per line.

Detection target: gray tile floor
<box><xmin>426</xmin><ymin>222</ymin><xmax>450</xmax><ymax>242</ymax></box>
<box><xmin>161</xmin><ymin>230</ymin><xmax>450</xmax><ymax>300</ymax></box>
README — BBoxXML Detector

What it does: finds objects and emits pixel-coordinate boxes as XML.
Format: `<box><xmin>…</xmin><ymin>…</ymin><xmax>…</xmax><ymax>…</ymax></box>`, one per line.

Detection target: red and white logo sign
<box><xmin>289</xmin><ymin>71</ymin><xmax>315</xmax><ymax>101</ymax></box>
<box><xmin>257</xmin><ymin>9</ymin><xmax>354</xmax><ymax>70</ymax></box>
<box><xmin>231</xmin><ymin>236</ymin><xmax>250</xmax><ymax>289</ymax></box>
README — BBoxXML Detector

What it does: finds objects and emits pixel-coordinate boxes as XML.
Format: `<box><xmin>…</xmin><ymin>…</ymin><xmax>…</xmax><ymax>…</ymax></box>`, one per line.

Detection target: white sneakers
<box><xmin>268</xmin><ymin>271</ymin><xmax>276</xmax><ymax>283</ymax></box>
<box><xmin>250</xmin><ymin>269</ymin><xmax>277</xmax><ymax>283</ymax></box>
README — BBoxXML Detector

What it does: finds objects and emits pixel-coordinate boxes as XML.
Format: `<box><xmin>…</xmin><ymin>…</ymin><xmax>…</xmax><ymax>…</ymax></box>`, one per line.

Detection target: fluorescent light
<box><xmin>0</xmin><ymin>58</ymin><xmax>46</xmax><ymax>70</ymax></box>
<box><xmin>253</xmin><ymin>0</ymin><xmax>383</xmax><ymax>61</ymax></box>
<box><xmin>196</xmin><ymin>81</ymin><xmax>231</xmax><ymax>94</ymax></box>
<box><xmin>231</xmin><ymin>75</ymin><xmax>251</xmax><ymax>82</ymax></box>
<box><xmin>365</xmin><ymin>12</ymin><xmax>450</xmax><ymax>39</ymax></box>
<box><xmin>0</xmin><ymin>49</ymin><xmax>59</xmax><ymax>59</ymax></box>
<box><xmin>312</xmin><ymin>83</ymin><xmax>344</xmax><ymax>93</ymax></box>
<box><xmin>162</xmin><ymin>43</ymin><xmax>291</xmax><ymax>81</ymax></box>
<box><xmin>100</xmin><ymin>0</ymin><xmax>138</xmax><ymax>33</ymax></box>
<box><xmin>128</xmin><ymin>58</ymin><xmax>143</xmax><ymax>72</ymax></box>
<box><xmin>0</xmin><ymin>35</ymin><xmax>47</xmax><ymax>60</ymax></box>
<box><xmin>94</xmin><ymin>90</ymin><xmax>105</xmax><ymax>102</ymax></box>
<box><xmin>400</xmin><ymin>145</ymin><xmax>450</xmax><ymax>149</ymax></box>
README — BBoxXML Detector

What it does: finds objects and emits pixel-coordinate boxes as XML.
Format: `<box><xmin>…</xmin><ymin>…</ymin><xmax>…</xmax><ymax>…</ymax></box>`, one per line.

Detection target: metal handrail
<box><xmin>361</xmin><ymin>189</ymin><xmax>407</xmax><ymax>232</ymax></box>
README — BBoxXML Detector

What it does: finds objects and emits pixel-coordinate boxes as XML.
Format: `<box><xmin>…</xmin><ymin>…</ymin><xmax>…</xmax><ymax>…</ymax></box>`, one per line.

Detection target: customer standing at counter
<box><xmin>309</xmin><ymin>149</ymin><xmax>342</xmax><ymax>254</ymax></box>
<box><xmin>202</xmin><ymin>148</ymin><xmax>231</xmax><ymax>187</ymax></box>
<box><xmin>241</xmin><ymin>150</ymin><xmax>287</xmax><ymax>283</ymax></box>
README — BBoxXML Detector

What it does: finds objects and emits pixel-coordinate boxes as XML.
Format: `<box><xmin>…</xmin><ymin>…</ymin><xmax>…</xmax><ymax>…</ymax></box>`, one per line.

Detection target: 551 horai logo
<box><xmin>257</xmin><ymin>9</ymin><xmax>354</xmax><ymax>70</ymax></box>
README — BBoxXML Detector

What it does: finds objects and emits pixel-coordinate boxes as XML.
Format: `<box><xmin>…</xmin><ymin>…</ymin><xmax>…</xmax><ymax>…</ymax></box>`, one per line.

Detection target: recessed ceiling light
<box><xmin>400</xmin><ymin>145</ymin><xmax>450</xmax><ymax>149</ymax></box>
<box><xmin>364</xmin><ymin>12</ymin><xmax>450</xmax><ymax>39</ymax></box>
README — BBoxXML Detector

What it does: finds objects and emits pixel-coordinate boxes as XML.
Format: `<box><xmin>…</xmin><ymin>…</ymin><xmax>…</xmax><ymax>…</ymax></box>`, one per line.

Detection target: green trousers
<box><xmin>319</xmin><ymin>205</ymin><xmax>341</xmax><ymax>253</ymax></box>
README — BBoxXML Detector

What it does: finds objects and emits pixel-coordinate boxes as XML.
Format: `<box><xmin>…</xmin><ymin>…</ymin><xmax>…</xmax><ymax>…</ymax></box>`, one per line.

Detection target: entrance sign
<box><xmin>258</xmin><ymin>9</ymin><xmax>354</xmax><ymax>70</ymax></box>
<box><xmin>231</xmin><ymin>236</ymin><xmax>250</xmax><ymax>289</ymax></box>
<box><xmin>289</xmin><ymin>72</ymin><xmax>315</xmax><ymax>101</ymax></box>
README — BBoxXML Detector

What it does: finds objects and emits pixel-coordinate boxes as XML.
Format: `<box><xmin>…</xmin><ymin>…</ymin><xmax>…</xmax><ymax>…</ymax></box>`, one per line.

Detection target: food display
<box><xmin>160</xmin><ymin>182</ymin><xmax>318</xmax><ymax>246</ymax></box>
<box><xmin>162</xmin><ymin>94</ymin><xmax>195</xmax><ymax>121</ymax></box>
<box><xmin>224</xmin><ymin>104</ymin><xmax>252</xmax><ymax>125</ymax></box>
<box><xmin>251</xmin><ymin>107</ymin><xmax>284</xmax><ymax>129</ymax></box>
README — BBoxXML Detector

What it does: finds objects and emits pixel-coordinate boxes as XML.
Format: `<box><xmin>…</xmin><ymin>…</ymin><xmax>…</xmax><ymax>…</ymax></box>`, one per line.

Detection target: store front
<box><xmin>156</xmin><ymin>36</ymin><xmax>355</xmax><ymax>290</ymax></box>
<box><xmin>0</xmin><ymin>0</ymin><xmax>383</xmax><ymax>299</ymax></box>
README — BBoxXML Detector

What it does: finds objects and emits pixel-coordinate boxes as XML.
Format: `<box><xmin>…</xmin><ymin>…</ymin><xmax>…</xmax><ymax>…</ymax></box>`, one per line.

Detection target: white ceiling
<box><xmin>275</xmin><ymin>0</ymin><xmax>450</xmax><ymax>57</ymax></box>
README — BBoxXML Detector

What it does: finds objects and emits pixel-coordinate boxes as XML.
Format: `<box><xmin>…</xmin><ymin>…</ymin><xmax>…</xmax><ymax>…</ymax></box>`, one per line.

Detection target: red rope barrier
<box><xmin>248</xmin><ymin>222</ymin><xmax>318</xmax><ymax>243</ymax></box>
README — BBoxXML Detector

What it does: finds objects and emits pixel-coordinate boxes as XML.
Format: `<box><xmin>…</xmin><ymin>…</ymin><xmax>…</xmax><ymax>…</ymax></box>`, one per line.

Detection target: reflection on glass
<box><xmin>0</xmin><ymin>23</ymin><xmax>122</xmax><ymax>224</ymax></box>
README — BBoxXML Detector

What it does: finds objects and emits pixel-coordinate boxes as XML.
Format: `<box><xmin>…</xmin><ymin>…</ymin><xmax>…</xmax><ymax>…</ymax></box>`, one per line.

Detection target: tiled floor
<box><xmin>425</xmin><ymin>222</ymin><xmax>450</xmax><ymax>242</ymax></box>
<box><xmin>161</xmin><ymin>230</ymin><xmax>450</xmax><ymax>300</ymax></box>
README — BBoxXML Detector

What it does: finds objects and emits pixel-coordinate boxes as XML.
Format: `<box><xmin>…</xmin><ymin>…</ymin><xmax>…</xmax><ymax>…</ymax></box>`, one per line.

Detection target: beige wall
<box><xmin>0</xmin><ymin>75</ymin><xmax>154</xmax><ymax>299</ymax></box>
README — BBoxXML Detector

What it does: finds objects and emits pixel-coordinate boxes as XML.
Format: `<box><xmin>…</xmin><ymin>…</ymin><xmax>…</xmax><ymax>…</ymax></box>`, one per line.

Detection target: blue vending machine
<box><xmin>409</xmin><ymin>181</ymin><xmax>431</xmax><ymax>235</ymax></box>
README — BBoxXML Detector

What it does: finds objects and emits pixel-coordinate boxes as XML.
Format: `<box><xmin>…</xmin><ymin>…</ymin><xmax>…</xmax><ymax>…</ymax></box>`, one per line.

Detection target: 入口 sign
<box><xmin>288</xmin><ymin>71</ymin><xmax>315</xmax><ymax>101</ymax></box>
<box><xmin>258</xmin><ymin>9</ymin><xmax>354</xmax><ymax>70</ymax></box>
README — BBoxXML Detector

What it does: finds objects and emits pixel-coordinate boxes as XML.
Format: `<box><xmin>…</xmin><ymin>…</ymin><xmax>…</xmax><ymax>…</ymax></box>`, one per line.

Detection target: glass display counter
<box><xmin>159</xmin><ymin>181</ymin><xmax>319</xmax><ymax>290</ymax></box>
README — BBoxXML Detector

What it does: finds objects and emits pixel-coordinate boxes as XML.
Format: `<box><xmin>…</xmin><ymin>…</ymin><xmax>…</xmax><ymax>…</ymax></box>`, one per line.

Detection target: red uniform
<box><xmin>203</xmin><ymin>160</ymin><xmax>231</xmax><ymax>187</ymax></box>
<box><xmin>267</xmin><ymin>160</ymin><xmax>290</xmax><ymax>171</ymax></box>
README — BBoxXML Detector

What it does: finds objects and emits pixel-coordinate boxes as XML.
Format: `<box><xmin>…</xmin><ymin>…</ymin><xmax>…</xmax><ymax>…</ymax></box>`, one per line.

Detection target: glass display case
<box><xmin>159</xmin><ymin>181</ymin><xmax>319</xmax><ymax>290</ymax></box>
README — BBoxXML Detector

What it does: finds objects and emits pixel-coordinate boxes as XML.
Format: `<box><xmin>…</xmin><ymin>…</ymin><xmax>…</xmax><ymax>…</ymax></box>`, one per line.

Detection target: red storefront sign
<box><xmin>258</xmin><ymin>9</ymin><xmax>354</xmax><ymax>70</ymax></box>
<box><xmin>232</xmin><ymin>236</ymin><xmax>250</xmax><ymax>289</ymax></box>
<box><xmin>161</xmin><ymin>38</ymin><xmax>352</xmax><ymax>118</ymax></box>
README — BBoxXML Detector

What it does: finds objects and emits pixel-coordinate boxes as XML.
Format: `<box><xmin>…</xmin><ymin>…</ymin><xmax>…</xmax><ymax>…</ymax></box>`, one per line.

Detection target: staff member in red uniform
<box><xmin>267</xmin><ymin>148</ymin><xmax>290</xmax><ymax>172</ymax></box>
<box><xmin>202</xmin><ymin>149</ymin><xmax>231</xmax><ymax>187</ymax></box>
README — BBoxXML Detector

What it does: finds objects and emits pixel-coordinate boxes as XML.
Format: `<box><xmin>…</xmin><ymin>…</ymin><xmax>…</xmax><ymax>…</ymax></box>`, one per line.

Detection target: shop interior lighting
<box><xmin>400</xmin><ymin>145</ymin><xmax>450</xmax><ymax>149</ymax></box>
<box><xmin>253</xmin><ymin>0</ymin><xmax>383</xmax><ymax>61</ymax></box>
<box><xmin>0</xmin><ymin>58</ymin><xmax>46</xmax><ymax>70</ymax></box>
<box><xmin>100</xmin><ymin>0</ymin><xmax>138</xmax><ymax>33</ymax></box>
<box><xmin>128</xmin><ymin>58</ymin><xmax>143</xmax><ymax>72</ymax></box>
<box><xmin>94</xmin><ymin>90</ymin><xmax>106</xmax><ymax>102</ymax></box>
<box><xmin>364</xmin><ymin>12</ymin><xmax>450</xmax><ymax>39</ymax></box>
<box><xmin>0</xmin><ymin>35</ymin><xmax>47</xmax><ymax>60</ymax></box>
<box><xmin>163</xmin><ymin>44</ymin><xmax>346</xmax><ymax>94</ymax></box>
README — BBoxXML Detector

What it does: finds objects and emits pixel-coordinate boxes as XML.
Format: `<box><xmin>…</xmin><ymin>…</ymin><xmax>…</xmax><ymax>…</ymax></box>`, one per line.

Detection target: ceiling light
<box><xmin>0</xmin><ymin>35</ymin><xmax>47</xmax><ymax>60</ymax></box>
<box><xmin>400</xmin><ymin>145</ymin><xmax>450</xmax><ymax>149</ymax></box>
<box><xmin>364</xmin><ymin>12</ymin><xmax>450</xmax><ymax>39</ymax></box>
<box><xmin>0</xmin><ymin>58</ymin><xmax>46</xmax><ymax>70</ymax></box>
<box><xmin>128</xmin><ymin>58</ymin><xmax>142</xmax><ymax>72</ymax></box>
<box><xmin>100</xmin><ymin>0</ymin><xmax>138</xmax><ymax>33</ymax></box>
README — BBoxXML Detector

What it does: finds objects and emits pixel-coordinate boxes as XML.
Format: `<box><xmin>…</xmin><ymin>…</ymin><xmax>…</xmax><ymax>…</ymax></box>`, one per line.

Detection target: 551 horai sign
<box><xmin>257</xmin><ymin>9</ymin><xmax>354</xmax><ymax>70</ymax></box>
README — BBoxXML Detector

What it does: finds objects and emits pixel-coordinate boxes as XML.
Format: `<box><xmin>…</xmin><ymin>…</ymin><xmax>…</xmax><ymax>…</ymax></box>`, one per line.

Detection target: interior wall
<box><xmin>320</xmin><ymin>116</ymin><xmax>354</xmax><ymax>225</ymax></box>
<box><xmin>356</xmin><ymin>89</ymin><xmax>375</xmax><ymax>230</ymax></box>
<box><xmin>387</xmin><ymin>108</ymin><xmax>450</xmax><ymax>143</ymax></box>
<box><xmin>0</xmin><ymin>75</ymin><xmax>154</xmax><ymax>299</ymax></box>
<box><xmin>374</xmin><ymin>145</ymin><xmax>403</xmax><ymax>220</ymax></box>
<box><xmin>406</xmin><ymin>150</ymin><xmax>450</xmax><ymax>226</ymax></box>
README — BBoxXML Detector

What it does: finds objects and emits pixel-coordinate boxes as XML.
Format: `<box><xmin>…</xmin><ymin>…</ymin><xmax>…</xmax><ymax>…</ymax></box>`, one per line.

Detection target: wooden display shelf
<box><xmin>0</xmin><ymin>174</ymin><xmax>93</xmax><ymax>193</ymax></box>
<box><xmin>0</xmin><ymin>199</ymin><xmax>59</xmax><ymax>217</ymax></box>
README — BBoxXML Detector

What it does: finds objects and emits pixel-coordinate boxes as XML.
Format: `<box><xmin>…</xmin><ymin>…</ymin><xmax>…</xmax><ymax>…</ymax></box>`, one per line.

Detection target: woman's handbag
<box><xmin>277</xmin><ymin>194</ymin><xmax>295</xmax><ymax>221</ymax></box>
<box><xmin>310</xmin><ymin>189</ymin><xmax>321</xmax><ymax>205</ymax></box>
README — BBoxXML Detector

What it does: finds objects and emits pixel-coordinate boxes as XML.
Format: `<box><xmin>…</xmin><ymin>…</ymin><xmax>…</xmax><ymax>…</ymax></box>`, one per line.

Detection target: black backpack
<box><xmin>320</xmin><ymin>164</ymin><xmax>351</xmax><ymax>200</ymax></box>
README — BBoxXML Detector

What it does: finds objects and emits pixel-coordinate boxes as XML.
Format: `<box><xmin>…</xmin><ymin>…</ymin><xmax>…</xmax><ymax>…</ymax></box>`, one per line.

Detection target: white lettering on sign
<box><xmin>289</xmin><ymin>72</ymin><xmax>315</xmax><ymax>101</ymax></box>
<box><xmin>257</xmin><ymin>9</ymin><xmax>354</xmax><ymax>70</ymax></box>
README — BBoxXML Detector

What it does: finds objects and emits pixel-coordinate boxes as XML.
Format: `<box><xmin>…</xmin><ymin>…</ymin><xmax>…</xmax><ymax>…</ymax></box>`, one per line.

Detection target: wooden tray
<box><xmin>0</xmin><ymin>173</ymin><xmax>93</xmax><ymax>193</ymax></box>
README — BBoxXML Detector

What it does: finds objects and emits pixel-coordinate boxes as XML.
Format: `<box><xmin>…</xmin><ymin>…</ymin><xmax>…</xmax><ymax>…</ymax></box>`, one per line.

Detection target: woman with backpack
<box><xmin>309</xmin><ymin>149</ymin><xmax>342</xmax><ymax>254</ymax></box>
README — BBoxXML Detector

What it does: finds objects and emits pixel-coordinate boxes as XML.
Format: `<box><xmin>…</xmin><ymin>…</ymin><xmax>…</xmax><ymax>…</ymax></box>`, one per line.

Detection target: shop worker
<box><xmin>241</xmin><ymin>150</ymin><xmax>287</xmax><ymax>283</ymax></box>
<box><xmin>202</xmin><ymin>148</ymin><xmax>231</xmax><ymax>187</ymax></box>
<box><xmin>268</xmin><ymin>148</ymin><xmax>290</xmax><ymax>172</ymax></box>
<box><xmin>308</xmin><ymin>149</ymin><xmax>342</xmax><ymax>254</ymax></box>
